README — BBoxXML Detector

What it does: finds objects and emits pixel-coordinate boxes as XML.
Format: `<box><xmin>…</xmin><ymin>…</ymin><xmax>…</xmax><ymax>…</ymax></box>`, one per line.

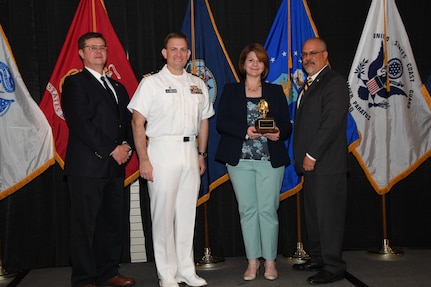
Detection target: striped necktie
<box><xmin>304</xmin><ymin>77</ymin><xmax>313</xmax><ymax>91</ymax></box>
<box><xmin>297</xmin><ymin>77</ymin><xmax>313</xmax><ymax>108</ymax></box>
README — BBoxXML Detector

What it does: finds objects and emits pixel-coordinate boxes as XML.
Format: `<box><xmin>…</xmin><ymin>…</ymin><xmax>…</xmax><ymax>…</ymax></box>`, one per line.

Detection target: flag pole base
<box><xmin>368</xmin><ymin>239</ymin><xmax>404</xmax><ymax>260</ymax></box>
<box><xmin>285</xmin><ymin>242</ymin><xmax>311</xmax><ymax>262</ymax></box>
<box><xmin>195</xmin><ymin>247</ymin><xmax>225</xmax><ymax>270</ymax></box>
<box><xmin>0</xmin><ymin>265</ymin><xmax>18</xmax><ymax>280</ymax></box>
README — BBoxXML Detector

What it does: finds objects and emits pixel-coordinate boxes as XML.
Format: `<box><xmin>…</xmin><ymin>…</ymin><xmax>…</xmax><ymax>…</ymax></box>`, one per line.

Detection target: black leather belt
<box><xmin>148</xmin><ymin>136</ymin><xmax>195</xmax><ymax>142</ymax></box>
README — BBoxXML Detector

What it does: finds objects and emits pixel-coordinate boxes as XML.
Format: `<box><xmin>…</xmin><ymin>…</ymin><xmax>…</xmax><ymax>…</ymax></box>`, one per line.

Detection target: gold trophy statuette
<box><xmin>255</xmin><ymin>99</ymin><xmax>277</xmax><ymax>133</ymax></box>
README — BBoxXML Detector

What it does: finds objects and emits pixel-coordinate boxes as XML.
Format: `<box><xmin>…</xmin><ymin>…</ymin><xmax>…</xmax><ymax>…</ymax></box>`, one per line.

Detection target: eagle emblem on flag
<box><xmin>353</xmin><ymin>41</ymin><xmax>407</xmax><ymax>109</ymax></box>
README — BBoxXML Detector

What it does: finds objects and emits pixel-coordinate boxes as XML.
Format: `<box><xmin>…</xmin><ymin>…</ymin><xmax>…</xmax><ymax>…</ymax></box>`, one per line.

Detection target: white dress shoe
<box><xmin>176</xmin><ymin>274</ymin><xmax>207</xmax><ymax>286</ymax></box>
<box><xmin>159</xmin><ymin>279</ymin><xmax>179</xmax><ymax>287</ymax></box>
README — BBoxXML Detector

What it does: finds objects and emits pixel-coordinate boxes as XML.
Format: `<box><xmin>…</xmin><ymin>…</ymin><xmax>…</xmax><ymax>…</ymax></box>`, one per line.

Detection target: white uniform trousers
<box><xmin>147</xmin><ymin>137</ymin><xmax>200</xmax><ymax>282</ymax></box>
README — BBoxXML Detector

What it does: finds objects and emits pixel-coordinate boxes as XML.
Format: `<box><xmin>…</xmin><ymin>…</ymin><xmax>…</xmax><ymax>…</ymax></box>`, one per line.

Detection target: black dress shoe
<box><xmin>292</xmin><ymin>260</ymin><xmax>324</xmax><ymax>271</ymax></box>
<box><xmin>307</xmin><ymin>270</ymin><xmax>345</xmax><ymax>284</ymax></box>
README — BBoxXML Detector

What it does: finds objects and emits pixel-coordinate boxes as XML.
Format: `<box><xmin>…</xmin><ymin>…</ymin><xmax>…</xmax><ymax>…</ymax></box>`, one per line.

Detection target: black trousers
<box><xmin>303</xmin><ymin>172</ymin><xmax>347</xmax><ymax>274</ymax></box>
<box><xmin>68</xmin><ymin>175</ymin><xmax>124</xmax><ymax>287</ymax></box>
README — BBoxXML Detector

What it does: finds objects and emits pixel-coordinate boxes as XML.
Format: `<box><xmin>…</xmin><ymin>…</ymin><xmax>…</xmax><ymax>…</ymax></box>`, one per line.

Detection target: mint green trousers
<box><xmin>227</xmin><ymin>160</ymin><xmax>284</xmax><ymax>260</ymax></box>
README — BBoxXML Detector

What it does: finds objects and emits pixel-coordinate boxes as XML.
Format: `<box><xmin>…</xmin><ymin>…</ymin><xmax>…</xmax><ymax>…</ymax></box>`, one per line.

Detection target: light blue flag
<box><xmin>265</xmin><ymin>0</ymin><xmax>360</xmax><ymax>199</ymax></box>
<box><xmin>181</xmin><ymin>0</ymin><xmax>239</xmax><ymax>205</ymax></box>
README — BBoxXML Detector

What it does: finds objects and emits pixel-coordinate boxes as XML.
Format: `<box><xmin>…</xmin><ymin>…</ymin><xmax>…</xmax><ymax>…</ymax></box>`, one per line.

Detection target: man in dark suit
<box><xmin>292</xmin><ymin>37</ymin><xmax>349</xmax><ymax>285</ymax></box>
<box><xmin>62</xmin><ymin>32</ymin><xmax>135</xmax><ymax>287</ymax></box>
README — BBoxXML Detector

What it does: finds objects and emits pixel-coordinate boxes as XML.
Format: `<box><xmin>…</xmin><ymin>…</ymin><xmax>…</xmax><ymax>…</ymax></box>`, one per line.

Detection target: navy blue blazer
<box><xmin>215</xmin><ymin>81</ymin><xmax>292</xmax><ymax>168</ymax></box>
<box><xmin>62</xmin><ymin>68</ymin><xmax>133</xmax><ymax>178</ymax></box>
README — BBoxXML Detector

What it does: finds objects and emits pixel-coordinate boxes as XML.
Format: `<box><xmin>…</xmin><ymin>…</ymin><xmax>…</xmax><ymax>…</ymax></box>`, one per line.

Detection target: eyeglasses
<box><xmin>301</xmin><ymin>50</ymin><xmax>324</xmax><ymax>58</ymax></box>
<box><xmin>83</xmin><ymin>45</ymin><xmax>107</xmax><ymax>52</ymax></box>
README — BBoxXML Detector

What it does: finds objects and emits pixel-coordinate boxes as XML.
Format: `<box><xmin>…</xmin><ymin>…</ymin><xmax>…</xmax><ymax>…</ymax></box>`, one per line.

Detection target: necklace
<box><xmin>246</xmin><ymin>82</ymin><xmax>261</xmax><ymax>92</ymax></box>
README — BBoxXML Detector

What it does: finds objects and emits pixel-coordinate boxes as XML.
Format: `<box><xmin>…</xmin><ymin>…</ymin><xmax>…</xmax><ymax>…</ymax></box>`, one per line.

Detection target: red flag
<box><xmin>39</xmin><ymin>0</ymin><xmax>139</xmax><ymax>185</ymax></box>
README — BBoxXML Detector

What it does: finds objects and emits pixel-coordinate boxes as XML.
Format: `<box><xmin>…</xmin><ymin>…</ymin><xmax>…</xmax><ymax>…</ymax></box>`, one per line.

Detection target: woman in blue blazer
<box><xmin>215</xmin><ymin>43</ymin><xmax>291</xmax><ymax>281</ymax></box>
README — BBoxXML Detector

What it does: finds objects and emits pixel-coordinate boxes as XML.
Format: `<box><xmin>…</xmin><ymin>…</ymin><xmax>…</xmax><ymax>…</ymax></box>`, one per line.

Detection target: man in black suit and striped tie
<box><xmin>292</xmin><ymin>37</ymin><xmax>349</xmax><ymax>285</ymax></box>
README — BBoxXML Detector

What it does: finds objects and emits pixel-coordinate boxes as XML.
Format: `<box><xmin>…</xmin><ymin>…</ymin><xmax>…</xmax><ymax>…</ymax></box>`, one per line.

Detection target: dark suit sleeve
<box><xmin>216</xmin><ymin>83</ymin><xmax>249</xmax><ymax>139</ymax></box>
<box><xmin>215</xmin><ymin>83</ymin><xmax>249</xmax><ymax>166</ymax></box>
<box><xmin>112</xmin><ymin>79</ymin><xmax>134</xmax><ymax>150</ymax></box>
<box><xmin>307</xmin><ymin>75</ymin><xmax>349</xmax><ymax>160</ymax></box>
<box><xmin>62</xmin><ymin>75</ymin><xmax>118</xmax><ymax>158</ymax></box>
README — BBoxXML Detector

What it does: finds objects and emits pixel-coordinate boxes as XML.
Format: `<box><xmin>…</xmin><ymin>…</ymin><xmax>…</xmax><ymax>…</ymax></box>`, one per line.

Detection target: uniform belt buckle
<box><xmin>183</xmin><ymin>136</ymin><xmax>190</xmax><ymax>142</ymax></box>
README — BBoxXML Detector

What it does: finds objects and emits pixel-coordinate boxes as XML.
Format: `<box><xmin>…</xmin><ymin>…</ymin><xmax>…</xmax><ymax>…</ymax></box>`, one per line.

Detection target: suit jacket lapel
<box><xmin>82</xmin><ymin>69</ymin><xmax>109</xmax><ymax>97</ymax></box>
<box><xmin>83</xmin><ymin>69</ymin><xmax>119</xmax><ymax>113</ymax></box>
<box><xmin>299</xmin><ymin>66</ymin><xmax>330</xmax><ymax>109</ymax></box>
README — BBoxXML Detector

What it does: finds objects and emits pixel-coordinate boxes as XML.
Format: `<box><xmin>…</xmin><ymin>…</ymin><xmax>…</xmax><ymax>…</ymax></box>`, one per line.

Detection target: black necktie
<box><xmin>101</xmin><ymin>76</ymin><xmax>117</xmax><ymax>104</ymax></box>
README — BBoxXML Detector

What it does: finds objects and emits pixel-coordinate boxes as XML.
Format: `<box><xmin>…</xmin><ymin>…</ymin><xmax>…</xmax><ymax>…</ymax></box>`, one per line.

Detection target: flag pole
<box><xmin>285</xmin><ymin>0</ymin><xmax>308</xmax><ymax>262</ymax></box>
<box><xmin>286</xmin><ymin>192</ymin><xmax>310</xmax><ymax>261</ymax></box>
<box><xmin>368</xmin><ymin>194</ymin><xmax>403</xmax><ymax>259</ymax></box>
<box><xmin>190</xmin><ymin>0</ymin><xmax>197</xmax><ymax>74</ymax></box>
<box><xmin>195</xmin><ymin>201</ymin><xmax>225</xmax><ymax>270</ymax></box>
<box><xmin>367</xmin><ymin>0</ymin><xmax>402</xmax><ymax>259</ymax></box>
<box><xmin>187</xmin><ymin>0</ymin><xmax>224</xmax><ymax>270</ymax></box>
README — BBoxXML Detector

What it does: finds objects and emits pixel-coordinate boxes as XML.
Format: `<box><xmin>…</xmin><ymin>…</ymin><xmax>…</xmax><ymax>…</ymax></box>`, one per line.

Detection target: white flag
<box><xmin>348</xmin><ymin>0</ymin><xmax>431</xmax><ymax>194</ymax></box>
<box><xmin>0</xmin><ymin>25</ymin><xmax>55</xmax><ymax>200</ymax></box>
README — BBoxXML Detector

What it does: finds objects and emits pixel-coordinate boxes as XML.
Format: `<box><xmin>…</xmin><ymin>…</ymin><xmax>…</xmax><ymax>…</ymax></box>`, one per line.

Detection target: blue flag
<box><xmin>426</xmin><ymin>72</ymin><xmax>431</xmax><ymax>92</ymax></box>
<box><xmin>264</xmin><ymin>0</ymin><xmax>360</xmax><ymax>199</ymax></box>
<box><xmin>181</xmin><ymin>0</ymin><xmax>239</xmax><ymax>205</ymax></box>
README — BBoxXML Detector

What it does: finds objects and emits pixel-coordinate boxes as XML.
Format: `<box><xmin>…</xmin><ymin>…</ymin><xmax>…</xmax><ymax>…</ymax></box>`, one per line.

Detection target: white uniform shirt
<box><xmin>128</xmin><ymin>65</ymin><xmax>214</xmax><ymax>137</ymax></box>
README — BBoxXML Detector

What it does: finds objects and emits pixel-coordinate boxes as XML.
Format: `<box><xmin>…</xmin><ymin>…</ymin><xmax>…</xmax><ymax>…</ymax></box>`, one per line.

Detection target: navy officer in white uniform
<box><xmin>128</xmin><ymin>32</ymin><xmax>214</xmax><ymax>287</ymax></box>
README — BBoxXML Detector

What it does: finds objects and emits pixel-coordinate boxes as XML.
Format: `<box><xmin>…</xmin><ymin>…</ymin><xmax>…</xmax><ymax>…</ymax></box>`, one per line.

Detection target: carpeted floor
<box><xmin>1</xmin><ymin>249</ymin><xmax>430</xmax><ymax>287</ymax></box>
